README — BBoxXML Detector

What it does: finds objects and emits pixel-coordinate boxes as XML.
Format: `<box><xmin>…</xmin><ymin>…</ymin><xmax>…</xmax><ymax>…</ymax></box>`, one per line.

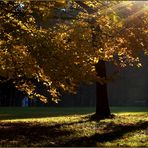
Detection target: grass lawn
<box><xmin>0</xmin><ymin>107</ymin><xmax>148</xmax><ymax>147</ymax></box>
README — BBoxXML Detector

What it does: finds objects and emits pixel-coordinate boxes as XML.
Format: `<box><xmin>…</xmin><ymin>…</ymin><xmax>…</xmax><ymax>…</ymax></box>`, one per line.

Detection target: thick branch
<box><xmin>75</xmin><ymin>1</ymin><xmax>96</xmax><ymax>14</ymax></box>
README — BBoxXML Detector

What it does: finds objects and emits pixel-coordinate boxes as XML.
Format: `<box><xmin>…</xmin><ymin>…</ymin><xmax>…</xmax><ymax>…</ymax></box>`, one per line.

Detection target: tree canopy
<box><xmin>0</xmin><ymin>0</ymin><xmax>148</xmax><ymax>102</ymax></box>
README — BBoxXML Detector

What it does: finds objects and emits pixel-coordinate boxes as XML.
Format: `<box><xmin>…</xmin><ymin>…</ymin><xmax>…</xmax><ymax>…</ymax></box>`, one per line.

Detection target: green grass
<box><xmin>0</xmin><ymin>107</ymin><xmax>147</xmax><ymax>120</ymax></box>
<box><xmin>0</xmin><ymin>107</ymin><xmax>148</xmax><ymax>147</ymax></box>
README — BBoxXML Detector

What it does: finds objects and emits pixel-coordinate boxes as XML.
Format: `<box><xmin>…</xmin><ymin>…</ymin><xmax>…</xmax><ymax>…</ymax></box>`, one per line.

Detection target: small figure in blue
<box><xmin>22</xmin><ymin>96</ymin><xmax>29</xmax><ymax>107</ymax></box>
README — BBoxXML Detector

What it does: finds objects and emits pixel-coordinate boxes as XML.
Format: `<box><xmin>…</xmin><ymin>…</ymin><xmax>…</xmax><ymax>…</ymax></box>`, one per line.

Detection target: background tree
<box><xmin>0</xmin><ymin>1</ymin><xmax>147</xmax><ymax>117</ymax></box>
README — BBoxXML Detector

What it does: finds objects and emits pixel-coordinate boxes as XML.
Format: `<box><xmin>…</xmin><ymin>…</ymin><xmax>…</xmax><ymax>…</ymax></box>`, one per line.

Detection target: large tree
<box><xmin>0</xmin><ymin>0</ymin><xmax>148</xmax><ymax>117</ymax></box>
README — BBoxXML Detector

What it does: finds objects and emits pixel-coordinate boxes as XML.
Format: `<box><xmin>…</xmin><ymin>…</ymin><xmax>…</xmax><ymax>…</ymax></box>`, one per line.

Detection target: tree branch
<box><xmin>75</xmin><ymin>1</ymin><xmax>96</xmax><ymax>14</ymax></box>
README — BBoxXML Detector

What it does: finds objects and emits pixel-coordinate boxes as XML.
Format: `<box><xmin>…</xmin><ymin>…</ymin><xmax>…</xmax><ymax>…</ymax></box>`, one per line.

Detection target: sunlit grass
<box><xmin>0</xmin><ymin>107</ymin><xmax>147</xmax><ymax>147</ymax></box>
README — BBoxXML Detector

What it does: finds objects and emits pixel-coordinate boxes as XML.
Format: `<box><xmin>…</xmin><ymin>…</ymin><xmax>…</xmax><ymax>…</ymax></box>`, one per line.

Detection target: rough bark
<box><xmin>95</xmin><ymin>61</ymin><xmax>111</xmax><ymax>117</ymax></box>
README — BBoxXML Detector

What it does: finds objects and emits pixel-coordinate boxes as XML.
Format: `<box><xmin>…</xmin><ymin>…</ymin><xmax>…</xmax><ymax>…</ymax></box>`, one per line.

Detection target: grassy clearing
<box><xmin>0</xmin><ymin>107</ymin><xmax>148</xmax><ymax>147</ymax></box>
<box><xmin>0</xmin><ymin>107</ymin><xmax>147</xmax><ymax>120</ymax></box>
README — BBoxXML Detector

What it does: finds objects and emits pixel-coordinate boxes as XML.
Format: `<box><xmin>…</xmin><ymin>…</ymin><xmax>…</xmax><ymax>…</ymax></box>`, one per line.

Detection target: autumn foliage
<box><xmin>0</xmin><ymin>1</ymin><xmax>148</xmax><ymax>102</ymax></box>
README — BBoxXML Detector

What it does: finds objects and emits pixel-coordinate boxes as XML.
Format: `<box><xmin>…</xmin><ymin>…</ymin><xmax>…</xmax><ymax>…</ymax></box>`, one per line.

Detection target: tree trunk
<box><xmin>65</xmin><ymin>1</ymin><xmax>112</xmax><ymax>118</ymax></box>
<box><xmin>95</xmin><ymin>60</ymin><xmax>111</xmax><ymax>117</ymax></box>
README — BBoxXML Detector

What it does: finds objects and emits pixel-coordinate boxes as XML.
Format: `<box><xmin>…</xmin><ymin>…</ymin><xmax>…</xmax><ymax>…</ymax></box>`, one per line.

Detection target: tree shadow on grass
<box><xmin>0</xmin><ymin>122</ymin><xmax>76</xmax><ymax>147</ymax></box>
<box><xmin>0</xmin><ymin>115</ymin><xmax>94</xmax><ymax>146</ymax></box>
<box><xmin>0</xmin><ymin>116</ymin><xmax>148</xmax><ymax>147</ymax></box>
<box><xmin>62</xmin><ymin>121</ymin><xmax>148</xmax><ymax>146</ymax></box>
<box><xmin>0</xmin><ymin>116</ymin><xmax>98</xmax><ymax>147</ymax></box>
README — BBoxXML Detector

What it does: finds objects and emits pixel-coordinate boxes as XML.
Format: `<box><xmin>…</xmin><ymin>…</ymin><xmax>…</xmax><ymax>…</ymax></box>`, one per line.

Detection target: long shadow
<box><xmin>0</xmin><ymin>122</ymin><xmax>76</xmax><ymax>147</ymax></box>
<box><xmin>0</xmin><ymin>115</ymin><xmax>148</xmax><ymax>147</ymax></box>
<box><xmin>0</xmin><ymin>115</ymin><xmax>93</xmax><ymax>146</ymax></box>
<box><xmin>62</xmin><ymin>121</ymin><xmax>148</xmax><ymax>146</ymax></box>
